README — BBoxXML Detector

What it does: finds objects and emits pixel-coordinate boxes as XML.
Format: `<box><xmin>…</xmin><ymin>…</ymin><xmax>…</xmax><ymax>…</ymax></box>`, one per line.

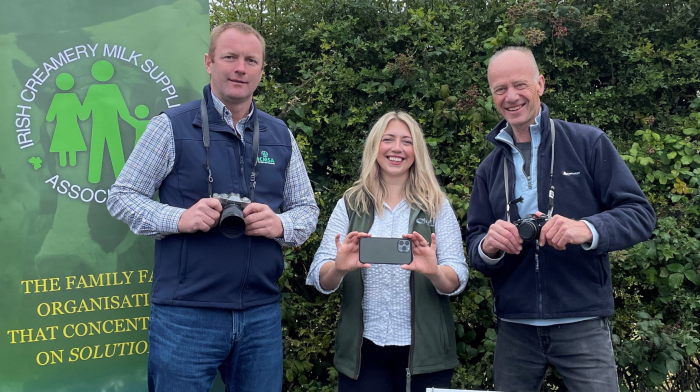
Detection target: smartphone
<box><xmin>359</xmin><ymin>237</ymin><xmax>412</xmax><ymax>265</ymax></box>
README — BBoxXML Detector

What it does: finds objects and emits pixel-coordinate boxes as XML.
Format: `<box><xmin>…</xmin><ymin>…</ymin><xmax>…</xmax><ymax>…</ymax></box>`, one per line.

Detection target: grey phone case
<box><xmin>359</xmin><ymin>237</ymin><xmax>413</xmax><ymax>265</ymax></box>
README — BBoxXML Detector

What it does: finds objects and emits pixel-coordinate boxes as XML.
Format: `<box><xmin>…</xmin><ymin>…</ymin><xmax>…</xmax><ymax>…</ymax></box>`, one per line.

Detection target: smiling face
<box><xmin>204</xmin><ymin>28</ymin><xmax>264</xmax><ymax>109</ymax></box>
<box><xmin>488</xmin><ymin>49</ymin><xmax>545</xmax><ymax>136</ymax></box>
<box><xmin>376</xmin><ymin>119</ymin><xmax>415</xmax><ymax>183</ymax></box>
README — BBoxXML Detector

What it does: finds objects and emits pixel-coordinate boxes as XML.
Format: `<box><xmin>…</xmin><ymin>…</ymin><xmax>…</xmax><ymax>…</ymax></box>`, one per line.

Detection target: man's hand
<box><xmin>243</xmin><ymin>203</ymin><xmax>284</xmax><ymax>239</ymax></box>
<box><xmin>334</xmin><ymin>231</ymin><xmax>372</xmax><ymax>274</ymax></box>
<box><xmin>537</xmin><ymin>212</ymin><xmax>593</xmax><ymax>250</ymax></box>
<box><xmin>178</xmin><ymin>198</ymin><xmax>222</xmax><ymax>233</ymax></box>
<box><xmin>482</xmin><ymin>219</ymin><xmax>522</xmax><ymax>257</ymax></box>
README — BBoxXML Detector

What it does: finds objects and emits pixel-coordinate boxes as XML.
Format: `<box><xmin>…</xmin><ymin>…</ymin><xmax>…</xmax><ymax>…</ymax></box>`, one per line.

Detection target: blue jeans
<box><xmin>148</xmin><ymin>302</ymin><xmax>282</xmax><ymax>392</ymax></box>
<box><xmin>493</xmin><ymin>317</ymin><xmax>619</xmax><ymax>392</ymax></box>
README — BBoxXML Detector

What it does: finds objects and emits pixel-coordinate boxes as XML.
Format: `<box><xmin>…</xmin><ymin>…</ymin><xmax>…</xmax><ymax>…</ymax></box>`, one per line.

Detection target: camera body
<box><xmin>212</xmin><ymin>193</ymin><xmax>252</xmax><ymax>238</ymax></box>
<box><xmin>513</xmin><ymin>214</ymin><xmax>549</xmax><ymax>242</ymax></box>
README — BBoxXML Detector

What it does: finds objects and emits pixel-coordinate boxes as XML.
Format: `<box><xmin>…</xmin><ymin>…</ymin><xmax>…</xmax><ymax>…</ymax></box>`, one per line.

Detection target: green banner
<box><xmin>0</xmin><ymin>1</ymin><xmax>208</xmax><ymax>390</ymax></box>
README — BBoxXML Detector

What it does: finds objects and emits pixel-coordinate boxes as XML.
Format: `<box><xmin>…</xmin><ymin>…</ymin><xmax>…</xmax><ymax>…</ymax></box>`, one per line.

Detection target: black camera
<box><xmin>212</xmin><ymin>193</ymin><xmax>252</xmax><ymax>238</ymax></box>
<box><xmin>513</xmin><ymin>214</ymin><xmax>549</xmax><ymax>242</ymax></box>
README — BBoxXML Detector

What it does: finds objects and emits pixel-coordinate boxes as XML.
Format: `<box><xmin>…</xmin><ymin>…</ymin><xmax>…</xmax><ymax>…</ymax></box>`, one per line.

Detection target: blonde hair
<box><xmin>344</xmin><ymin>111</ymin><xmax>445</xmax><ymax>220</ymax></box>
<box><xmin>209</xmin><ymin>22</ymin><xmax>266</xmax><ymax>62</ymax></box>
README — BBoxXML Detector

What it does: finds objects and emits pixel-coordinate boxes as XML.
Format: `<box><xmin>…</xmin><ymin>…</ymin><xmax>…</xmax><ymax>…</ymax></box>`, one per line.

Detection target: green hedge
<box><xmin>212</xmin><ymin>0</ymin><xmax>700</xmax><ymax>390</ymax></box>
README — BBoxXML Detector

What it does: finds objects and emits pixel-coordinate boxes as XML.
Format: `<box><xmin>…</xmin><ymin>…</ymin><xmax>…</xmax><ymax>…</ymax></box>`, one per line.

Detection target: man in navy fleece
<box><xmin>466</xmin><ymin>47</ymin><xmax>655</xmax><ymax>392</ymax></box>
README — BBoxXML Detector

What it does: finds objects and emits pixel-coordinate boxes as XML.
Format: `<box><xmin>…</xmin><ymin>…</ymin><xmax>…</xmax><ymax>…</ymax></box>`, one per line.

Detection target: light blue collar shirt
<box><xmin>495</xmin><ymin>110</ymin><xmax>543</xmax><ymax>217</ymax></box>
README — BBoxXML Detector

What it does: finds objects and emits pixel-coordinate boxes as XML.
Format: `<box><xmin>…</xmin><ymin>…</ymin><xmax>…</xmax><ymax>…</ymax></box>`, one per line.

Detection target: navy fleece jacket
<box><xmin>466</xmin><ymin>104</ymin><xmax>655</xmax><ymax>319</ymax></box>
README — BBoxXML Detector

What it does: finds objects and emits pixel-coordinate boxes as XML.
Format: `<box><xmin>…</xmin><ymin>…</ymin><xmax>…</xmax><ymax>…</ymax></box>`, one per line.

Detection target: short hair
<box><xmin>209</xmin><ymin>22</ymin><xmax>266</xmax><ymax>62</ymax></box>
<box><xmin>488</xmin><ymin>46</ymin><xmax>540</xmax><ymax>80</ymax></box>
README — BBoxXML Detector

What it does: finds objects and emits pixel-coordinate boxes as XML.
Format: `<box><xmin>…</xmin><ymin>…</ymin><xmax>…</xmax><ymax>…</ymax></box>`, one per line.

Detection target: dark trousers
<box><xmin>494</xmin><ymin>317</ymin><xmax>619</xmax><ymax>392</ymax></box>
<box><xmin>338</xmin><ymin>338</ymin><xmax>453</xmax><ymax>392</ymax></box>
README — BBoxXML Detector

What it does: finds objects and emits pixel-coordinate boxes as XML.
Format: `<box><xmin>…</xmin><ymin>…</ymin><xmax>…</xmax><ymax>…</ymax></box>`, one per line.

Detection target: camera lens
<box><xmin>517</xmin><ymin>221</ymin><xmax>539</xmax><ymax>242</ymax></box>
<box><xmin>219</xmin><ymin>205</ymin><xmax>246</xmax><ymax>238</ymax></box>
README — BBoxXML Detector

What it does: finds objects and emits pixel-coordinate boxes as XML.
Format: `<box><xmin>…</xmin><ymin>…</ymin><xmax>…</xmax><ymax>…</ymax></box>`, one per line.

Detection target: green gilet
<box><xmin>333</xmin><ymin>197</ymin><xmax>459</xmax><ymax>384</ymax></box>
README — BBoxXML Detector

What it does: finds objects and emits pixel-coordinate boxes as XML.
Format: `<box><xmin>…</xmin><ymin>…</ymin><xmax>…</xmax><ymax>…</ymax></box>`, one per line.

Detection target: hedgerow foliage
<box><xmin>212</xmin><ymin>0</ymin><xmax>700</xmax><ymax>390</ymax></box>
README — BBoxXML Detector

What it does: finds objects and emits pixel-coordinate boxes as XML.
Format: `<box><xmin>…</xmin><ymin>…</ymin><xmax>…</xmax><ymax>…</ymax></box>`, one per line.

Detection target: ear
<box><xmin>537</xmin><ymin>74</ymin><xmax>545</xmax><ymax>96</ymax></box>
<box><xmin>204</xmin><ymin>53</ymin><xmax>213</xmax><ymax>76</ymax></box>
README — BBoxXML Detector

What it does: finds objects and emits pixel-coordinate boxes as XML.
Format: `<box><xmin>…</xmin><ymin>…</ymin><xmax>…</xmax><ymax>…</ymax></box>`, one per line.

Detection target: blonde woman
<box><xmin>306</xmin><ymin>111</ymin><xmax>468</xmax><ymax>392</ymax></box>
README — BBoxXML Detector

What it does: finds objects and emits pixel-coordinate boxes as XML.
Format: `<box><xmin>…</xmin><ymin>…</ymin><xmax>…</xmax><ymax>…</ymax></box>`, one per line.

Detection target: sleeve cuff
<box><xmin>305</xmin><ymin>260</ymin><xmax>342</xmax><ymax>294</ymax></box>
<box><xmin>275</xmin><ymin>213</ymin><xmax>296</xmax><ymax>247</ymax></box>
<box><xmin>158</xmin><ymin>205</ymin><xmax>187</xmax><ymax>236</ymax></box>
<box><xmin>434</xmin><ymin>264</ymin><xmax>469</xmax><ymax>296</ymax></box>
<box><xmin>581</xmin><ymin>220</ymin><xmax>599</xmax><ymax>250</ymax></box>
<box><xmin>479</xmin><ymin>236</ymin><xmax>504</xmax><ymax>265</ymax></box>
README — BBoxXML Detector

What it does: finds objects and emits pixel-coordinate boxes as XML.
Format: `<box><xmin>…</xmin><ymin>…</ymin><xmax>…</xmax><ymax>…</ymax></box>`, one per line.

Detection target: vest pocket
<box><xmin>178</xmin><ymin>237</ymin><xmax>190</xmax><ymax>284</ymax></box>
<box><xmin>440</xmin><ymin>310</ymin><xmax>449</xmax><ymax>354</ymax></box>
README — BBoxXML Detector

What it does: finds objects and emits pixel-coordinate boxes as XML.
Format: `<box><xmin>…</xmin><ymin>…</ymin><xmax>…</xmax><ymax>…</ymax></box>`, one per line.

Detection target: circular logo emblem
<box><xmin>14</xmin><ymin>43</ymin><xmax>182</xmax><ymax>203</ymax></box>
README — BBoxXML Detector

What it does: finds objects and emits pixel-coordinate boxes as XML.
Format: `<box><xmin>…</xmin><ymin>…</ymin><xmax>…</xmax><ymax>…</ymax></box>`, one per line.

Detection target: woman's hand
<box><xmin>401</xmin><ymin>231</ymin><xmax>438</xmax><ymax>277</ymax></box>
<box><xmin>402</xmin><ymin>231</ymin><xmax>460</xmax><ymax>293</ymax></box>
<box><xmin>319</xmin><ymin>231</ymin><xmax>370</xmax><ymax>291</ymax></box>
<box><xmin>334</xmin><ymin>231</ymin><xmax>372</xmax><ymax>273</ymax></box>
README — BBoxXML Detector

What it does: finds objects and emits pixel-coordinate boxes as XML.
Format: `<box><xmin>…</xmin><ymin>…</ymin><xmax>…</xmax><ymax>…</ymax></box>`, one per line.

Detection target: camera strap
<box><xmin>503</xmin><ymin>118</ymin><xmax>556</xmax><ymax>222</ymax></box>
<box><xmin>200</xmin><ymin>97</ymin><xmax>260</xmax><ymax>202</ymax></box>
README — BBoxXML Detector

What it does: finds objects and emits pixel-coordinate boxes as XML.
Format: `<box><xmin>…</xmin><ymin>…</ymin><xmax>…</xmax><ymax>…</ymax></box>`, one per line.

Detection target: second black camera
<box><xmin>513</xmin><ymin>214</ymin><xmax>549</xmax><ymax>242</ymax></box>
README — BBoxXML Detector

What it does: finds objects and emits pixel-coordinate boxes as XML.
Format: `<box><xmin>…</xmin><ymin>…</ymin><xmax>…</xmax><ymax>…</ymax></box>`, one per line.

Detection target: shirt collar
<box><xmin>210</xmin><ymin>92</ymin><xmax>254</xmax><ymax>130</ymax></box>
<box><xmin>496</xmin><ymin>108</ymin><xmax>543</xmax><ymax>146</ymax></box>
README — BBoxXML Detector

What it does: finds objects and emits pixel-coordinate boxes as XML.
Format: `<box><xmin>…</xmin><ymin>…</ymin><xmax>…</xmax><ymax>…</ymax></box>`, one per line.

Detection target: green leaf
<box><xmin>440</xmin><ymin>84</ymin><xmax>450</xmax><ymax>99</ymax></box>
<box><xmin>668</xmin><ymin>273</ymin><xmax>685</xmax><ymax>288</ymax></box>
<box><xmin>286</xmin><ymin>368</ymin><xmax>294</xmax><ymax>382</ymax></box>
<box><xmin>636</xmin><ymin>311</ymin><xmax>651</xmax><ymax>319</ymax></box>
<box><xmin>457</xmin><ymin>341</ymin><xmax>466</xmax><ymax>354</ymax></box>
<box><xmin>667</xmin><ymin>263</ymin><xmax>685</xmax><ymax>273</ymax></box>
<box><xmin>649</xmin><ymin>371</ymin><xmax>665</xmax><ymax>385</ymax></box>
<box><xmin>684</xmin><ymin>269</ymin><xmax>699</xmax><ymax>285</ymax></box>
<box><xmin>667</xmin><ymin>151</ymin><xmax>677</xmax><ymax>159</ymax></box>
<box><xmin>686</xmin><ymin>342</ymin><xmax>698</xmax><ymax>356</ymax></box>
<box><xmin>671</xmin><ymin>351</ymin><xmax>684</xmax><ymax>361</ymax></box>
<box><xmin>681</xmin><ymin>155</ymin><xmax>693</xmax><ymax>165</ymax></box>
<box><xmin>666</xmin><ymin>358</ymin><xmax>679</xmax><ymax>375</ymax></box>
<box><xmin>485</xmin><ymin>328</ymin><xmax>497</xmax><ymax>340</ymax></box>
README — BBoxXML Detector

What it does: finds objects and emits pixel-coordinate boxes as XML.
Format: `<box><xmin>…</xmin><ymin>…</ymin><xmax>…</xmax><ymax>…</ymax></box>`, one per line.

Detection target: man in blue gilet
<box><xmin>108</xmin><ymin>22</ymin><xmax>319</xmax><ymax>392</ymax></box>
<box><xmin>466</xmin><ymin>47</ymin><xmax>655</xmax><ymax>392</ymax></box>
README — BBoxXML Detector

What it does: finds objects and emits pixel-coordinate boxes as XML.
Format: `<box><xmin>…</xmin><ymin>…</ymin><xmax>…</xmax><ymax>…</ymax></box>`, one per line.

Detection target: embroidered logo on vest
<box><xmin>257</xmin><ymin>150</ymin><xmax>275</xmax><ymax>165</ymax></box>
<box><xmin>563</xmin><ymin>171</ymin><xmax>580</xmax><ymax>176</ymax></box>
<box><xmin>415</xmin><ymin>217</ymin><xmax>435</xmax><ymax>227</ymax></box>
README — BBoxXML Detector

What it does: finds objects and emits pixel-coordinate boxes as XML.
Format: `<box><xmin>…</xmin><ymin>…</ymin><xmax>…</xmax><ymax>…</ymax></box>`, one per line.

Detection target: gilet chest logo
<box><xmin>415</xmin><ymin>217</ymin><xmax>435</xmax><ymax>227</ymax></box>
<box><xmin>257</xmin><ymin>151</ymin><xmax>275</xmax><ymax>165</ymax></box>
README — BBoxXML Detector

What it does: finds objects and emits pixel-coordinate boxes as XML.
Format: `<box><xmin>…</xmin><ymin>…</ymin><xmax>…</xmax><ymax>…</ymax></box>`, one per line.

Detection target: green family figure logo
<box><xmin>44</xmin><ymin>60</ymin><xmax>149</xmax><ymax>183</ymax></box>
